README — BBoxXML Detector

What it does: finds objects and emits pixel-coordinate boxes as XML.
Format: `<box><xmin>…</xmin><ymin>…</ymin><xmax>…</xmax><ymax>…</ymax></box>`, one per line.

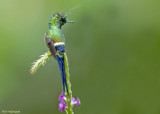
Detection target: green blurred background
<box><xmin>0</xmin><ymin>0</ymin><xmax>160</xmax><ymax>114</ymax></box>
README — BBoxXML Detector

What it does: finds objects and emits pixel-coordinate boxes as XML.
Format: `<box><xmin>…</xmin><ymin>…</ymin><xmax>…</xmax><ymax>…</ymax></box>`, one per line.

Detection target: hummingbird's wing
<box><xmin>45</xmin><ymin>37</ymin><xmax>57</xmax><ymax>60</ymax></box>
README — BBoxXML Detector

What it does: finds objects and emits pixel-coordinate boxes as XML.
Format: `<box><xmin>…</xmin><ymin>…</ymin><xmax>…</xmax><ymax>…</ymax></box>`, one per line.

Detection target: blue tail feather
<box><xmin>62</xmin><ymin>59</ymin><xmax>69</xmax><ymax>94</ymax></box>
<box><xmin>57</xmin><ymin>55</ymin><xmax>69</xmax><ymax>94</ymax></box>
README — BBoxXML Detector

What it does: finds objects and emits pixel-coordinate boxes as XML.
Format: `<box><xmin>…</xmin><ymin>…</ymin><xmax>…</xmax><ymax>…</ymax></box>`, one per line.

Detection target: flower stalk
<box><xmin>64</xmin><ymin>53</ymin><xmax>73</xmax><ymax>114</ymax></box>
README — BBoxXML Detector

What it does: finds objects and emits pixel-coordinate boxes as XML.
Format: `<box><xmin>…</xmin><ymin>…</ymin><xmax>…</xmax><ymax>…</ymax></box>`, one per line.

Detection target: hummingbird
<box><xmin>30</xmin><ymin>11</ymin><xmax>81</xmax><ymax>113</ymax></box>
<box><xmin>45</xmin><ymin>12</ymin><xmax>74</xmax><ymax>94</ymax></box>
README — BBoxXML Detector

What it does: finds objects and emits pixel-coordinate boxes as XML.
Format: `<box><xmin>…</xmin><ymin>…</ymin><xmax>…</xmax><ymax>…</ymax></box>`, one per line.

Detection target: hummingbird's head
<box><xmin>49</xmin><ymin>12</ymin><xmax>74</xmax><ymax>29</ymax></box>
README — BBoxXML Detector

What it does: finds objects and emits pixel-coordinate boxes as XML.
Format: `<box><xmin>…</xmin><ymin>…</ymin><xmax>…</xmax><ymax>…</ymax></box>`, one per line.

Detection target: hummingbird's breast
<box><xmin>46</xmin><ymin>29</ymin><xmax>65</xmax><ymax>43</ymax></box>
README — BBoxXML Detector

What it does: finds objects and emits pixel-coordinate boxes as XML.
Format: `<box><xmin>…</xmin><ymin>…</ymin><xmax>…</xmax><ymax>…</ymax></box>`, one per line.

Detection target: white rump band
<box><xmin>54</xmin><ymin>42</ymin><xmax>65</xmax><ymax>47</ymax></box>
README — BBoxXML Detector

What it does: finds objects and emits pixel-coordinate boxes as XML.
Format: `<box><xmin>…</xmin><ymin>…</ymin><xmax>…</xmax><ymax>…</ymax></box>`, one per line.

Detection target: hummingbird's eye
<box><xmin>61</xmin><ymin>18</ymin><xmax>66</xmax><ymax>23</ymax></box>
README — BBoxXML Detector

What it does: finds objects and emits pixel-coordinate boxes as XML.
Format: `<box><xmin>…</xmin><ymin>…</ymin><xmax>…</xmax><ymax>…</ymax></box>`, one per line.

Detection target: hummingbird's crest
<box><xmin>49</xmin><ymin>12</ymin><xmax>74</xmax><ymax>29</ymax></box>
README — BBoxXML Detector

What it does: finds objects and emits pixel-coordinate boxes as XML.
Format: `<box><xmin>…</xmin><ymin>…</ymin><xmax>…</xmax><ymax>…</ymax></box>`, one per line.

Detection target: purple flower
<box><xmin>71</xmin><ymin>97</ymin><xmax>76</xmax><ymax>107</ymax></box>
<box><xmin>71</xmin><ymin>97</ymin><xmax>76</xmax><ymax>102</ymax></box>
<box><xmin>58</xmin><ymin>93</ymin><xmax>80</xmax><ymax>111</ymax></box>
<box><xmin>58</xmin><ymin>93</ymin><xmax>66</xmax><ymax>111</ymax></box>
<box><xmin>58</xmin><ymin>93</ymin><xmax>64</xmax><ymax>102</ymax></box>
<box><xmin>76</xmin><ymin>97</ymin><xmax>80</xmax><ymax>107</ymax></box>
<box><xmin>71</xmin><ymin>97</ymin><xmax>81</xmax><ymax>107</ymax></box>
<box><xmin>59</xmin><ymin>101</ymin><xmax>66</xmax><ymax>111</ymax></box>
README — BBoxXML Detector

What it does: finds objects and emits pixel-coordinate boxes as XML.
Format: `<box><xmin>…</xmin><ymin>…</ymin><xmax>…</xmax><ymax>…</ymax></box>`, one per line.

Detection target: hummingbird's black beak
<box><xmin>67</xmin><ymin>20</ymin><xmax>74</xmax><ymax>23</ymax></box>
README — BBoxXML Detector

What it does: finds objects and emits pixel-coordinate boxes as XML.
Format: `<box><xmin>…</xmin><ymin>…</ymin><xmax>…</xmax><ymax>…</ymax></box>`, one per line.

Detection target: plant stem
<box><xmin>64</xmin><ymin>53</ymin><xmax>73</xmax><ymax>114</ymax></box>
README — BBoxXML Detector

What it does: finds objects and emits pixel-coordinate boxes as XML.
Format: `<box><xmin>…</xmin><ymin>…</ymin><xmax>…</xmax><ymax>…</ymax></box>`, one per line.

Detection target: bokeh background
<box><xmin>0</xmin><ymin>0</ymin><xmax>160</xmax><ymax>114</ymax></box>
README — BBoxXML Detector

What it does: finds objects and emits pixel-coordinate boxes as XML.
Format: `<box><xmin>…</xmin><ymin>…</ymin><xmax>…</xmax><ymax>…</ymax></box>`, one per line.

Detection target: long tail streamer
<box><xmin>57</xmin><ymin>54</ymin><xmax>69</xmax><ymax>94</ymax></box>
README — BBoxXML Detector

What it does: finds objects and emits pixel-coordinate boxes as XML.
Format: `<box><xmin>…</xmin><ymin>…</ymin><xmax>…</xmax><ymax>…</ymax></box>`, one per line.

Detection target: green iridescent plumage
<box><xmin>45</xmin><ymin>13</ymin><xmax>69</xmax><ymax>43</ymax></box>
